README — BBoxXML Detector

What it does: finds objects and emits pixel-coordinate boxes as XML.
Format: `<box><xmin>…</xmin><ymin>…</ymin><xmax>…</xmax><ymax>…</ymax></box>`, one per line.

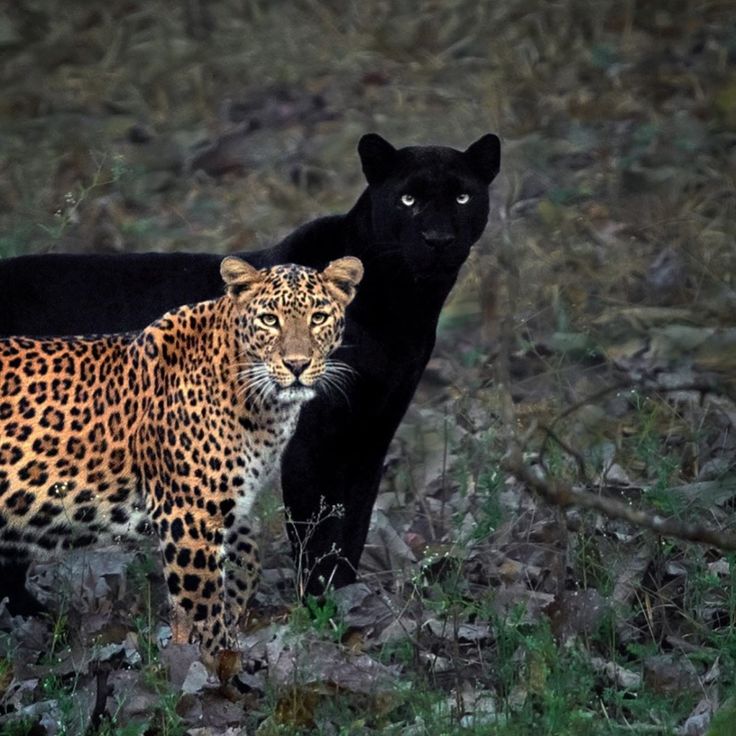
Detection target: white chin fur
<box><xmin>278</xmin><ymin>385</ymin><xmax>316</xmax><ymax>402</ymax></box>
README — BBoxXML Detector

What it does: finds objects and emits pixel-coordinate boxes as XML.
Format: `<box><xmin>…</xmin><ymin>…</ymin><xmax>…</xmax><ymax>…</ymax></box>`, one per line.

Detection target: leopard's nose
<box><xmin>422</xmin><ymin>231</ymin><xmax>454</xmax><ymax>249</ymax></box>
<box><xmin>283</xmin><ymin>357</ymin><xmax>310</xmax><ymax>378</ymax></box>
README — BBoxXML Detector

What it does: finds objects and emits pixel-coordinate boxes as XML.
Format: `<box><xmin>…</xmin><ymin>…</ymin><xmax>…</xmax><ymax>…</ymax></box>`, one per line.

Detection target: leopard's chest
<box><xmin>233</xmin><ymin>404</ymin><xmax>302</xmax><ymax>518</ymax></box>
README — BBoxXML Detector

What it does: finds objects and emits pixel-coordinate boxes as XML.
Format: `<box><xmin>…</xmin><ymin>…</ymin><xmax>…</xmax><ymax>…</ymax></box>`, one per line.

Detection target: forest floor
<box><xmin>1</xmin><ymin>1</ymin><xmax>735</xmax><ymax>734</ymax></box>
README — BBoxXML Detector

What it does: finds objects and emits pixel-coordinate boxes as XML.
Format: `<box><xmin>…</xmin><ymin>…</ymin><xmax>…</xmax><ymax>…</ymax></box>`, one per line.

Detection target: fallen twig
<box><xmin>504</xmin><ymin>445</ymin><xmax>736</xmax><ymax>552</ymax></box>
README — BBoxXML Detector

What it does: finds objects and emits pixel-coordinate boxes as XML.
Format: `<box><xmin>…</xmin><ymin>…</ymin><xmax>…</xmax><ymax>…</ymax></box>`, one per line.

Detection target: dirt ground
<box><xmin>0</xmin><ymin>1</ymin><xmax>735</xmax><ymax>734</ymax></box>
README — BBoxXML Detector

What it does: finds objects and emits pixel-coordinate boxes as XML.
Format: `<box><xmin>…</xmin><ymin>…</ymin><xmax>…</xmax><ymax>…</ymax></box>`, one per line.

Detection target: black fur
<box><xmin>0</xmin><ymin>133</ymin><xmax>500</xmax><ymax>606</ymax></box>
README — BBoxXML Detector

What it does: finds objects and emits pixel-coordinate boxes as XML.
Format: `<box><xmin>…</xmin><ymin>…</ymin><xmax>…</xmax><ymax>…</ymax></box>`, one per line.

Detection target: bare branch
<box><xmin>503</xmin><ymin>445</ymin><xmax>736</xmax><ymax>552</ymax></box>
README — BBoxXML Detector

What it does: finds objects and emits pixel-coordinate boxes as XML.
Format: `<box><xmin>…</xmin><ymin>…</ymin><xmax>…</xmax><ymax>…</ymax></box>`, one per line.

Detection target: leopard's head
<box><xmin>221</xmin><ymin>256</ymin><xmax>363</xmax><ymax>404</ymax></box>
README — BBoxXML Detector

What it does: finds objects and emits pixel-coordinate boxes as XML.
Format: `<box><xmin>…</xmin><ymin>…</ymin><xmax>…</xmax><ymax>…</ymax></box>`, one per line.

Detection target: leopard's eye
<box><xmin>400</xmin><ymin>194</ymin><xmax>415</xmax><ymax>207</ymax></box>
<box><xmin>260</xmin><ymin>313</ymin><xmax>279</xmax><ymax>327</ymax></box>
<box><xmin>456</xmin><ymin>193</ymin><xmax>470</xmax><ymax>205</ymax></box>
<box><xmin>311</xmin><ymin>312</ymin><xmax>328</xmax><ymax>326</ymax></box>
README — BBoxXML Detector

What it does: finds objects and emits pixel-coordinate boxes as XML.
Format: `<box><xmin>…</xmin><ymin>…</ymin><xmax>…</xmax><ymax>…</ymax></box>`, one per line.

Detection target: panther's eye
<box><xmin>260</xmin><ymin>313</ymin><xmax>279</xmax><ymax>327</ymax></box>
<box><xmin>311</xmin><ymin>312</ymin><xmax>328</xmax><ymax>326</ymax></box>
<box><xmin>456</xmin><ymin>193</ymin><xmax>470</xmax><ymax>205</ymax></box>
<box><xmin>400</xmin><ymin>194</ymin><xmax>415</xmax><ymax>207</ymax></box>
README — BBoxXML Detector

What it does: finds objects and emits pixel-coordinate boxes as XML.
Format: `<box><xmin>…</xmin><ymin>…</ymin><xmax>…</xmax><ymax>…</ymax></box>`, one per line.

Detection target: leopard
<box><xmin>0</xmin><ymin>132</ymin><xmax>501</xmax><ymax>606</ymax></box>
<box><xmin>0</xmin><ymin>255</ymin><xmax>363</xmax><ymax>672</ymax></box>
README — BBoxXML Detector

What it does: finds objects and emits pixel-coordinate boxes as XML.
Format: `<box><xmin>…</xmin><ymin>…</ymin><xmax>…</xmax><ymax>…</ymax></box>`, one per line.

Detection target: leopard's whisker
<box><xmin>324</xmin><ymin>369</ymin><xmax>354</xmax><ymax>384</ymax></box>
<box><xmin>323</xmin><ymin>369</ymin><xmax>350</xmax><ymax>387</ymax></box>
<box><xmin>249</xmin><ymin>374</ymin><xmax>276</xmax><ymax>407</ymax></box>
<box><xmin>322</xmin><ymin>364</ymin><xmax>356</xmax><ymax>392</ymax></box>
<box><xmin>239</xmin><ymin>372</ymin><xmax>269</xmax><ymax>389</ymax></box>
<box><xmin>318</xmin><ymin>373</ymin><xmax>351</xmax><ymax>408</ymax></box>
<box><xmin>236</xmin><ymin>362</ymin><xmax>263</xmax><ymax>372</ymax></box>
<box><xmin>236</xmin><ymin>362</ymin><xmax>269</xmax><ymax>381</ymax></box>
<box><xmin>236</xmin><ymin>362</ymin><xmax>267</xmax><ymax>376</ymax></box>
<box><xmin>236</xmin><ymin>375</ymin><xmax>260</xmax><ymax>392</ymax></box>
<box><xmin>325</xmin><ymin>360</ymin><xmax>356</xmax><ymax>374</ymax></box>
<box><xmin>242</xmin><ymin>375</ymin><xmax>271</xmax><ymax>396</ymax></box>
<box><xmin>324</xmin><ymin>360</ymin><xmax>357</xmax><ymax>379</ymax></box>
<box><xmin>236</xmin><ymin>373</ymin><xmax>273</xmax><ymax>401</ymax></box>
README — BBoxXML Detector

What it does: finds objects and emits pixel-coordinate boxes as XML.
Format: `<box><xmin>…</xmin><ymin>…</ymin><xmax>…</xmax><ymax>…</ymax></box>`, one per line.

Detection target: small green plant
<box><xmin>708</xmin><ymin>695</ymin><xmax>736</xmax><ymax>736</ymax></box>
<box><xmin>572</xmin><ymin>532</ymin><xmax>613</xmax><ymax>593</ymax></box>
<box><xmin>47</xmin><ymin>610</ymin><xmax>70</xmax><ymax>662</ymax></box>
<box><xmin>376</xmin><ymin>637</ymin><xmax>416</xmax><ymax>668</ymax></box>
<box><xmin>0</xmin><ymin>223</ymin><xmax>38</xmax><ymax>259</ymax></box>
<box><xmin>36</xmin><ymin>672</ymin><xmax>87</xmax><ymax>736</ymax></box>
<box><xmin>702</xmin><ymin>554</ymin><xmax>736</xmax><ymax>690</ymax></box>
<box><xmin>0</xmin><ymin>653</ymin><xmax>12</xmax><ymax>686</ymax></box>
<box><xmin>97</xmin><ymin>685</ymin><xmax>183</xmax><ymax>736</ymax></box>
<box><xmin>148</xmin><ymin>690</ymin><xmax>185</xmax><ymax>736</ymax></box>
<box><xmin>0</xmin><ymin>717</ymin><xmax>40</xmax><ymax>736</ymax></box>
<box><xmin>38</xmin><ymin>151</ymin><xmax>127</xmax><ymax>241</ymax></box>
<box><xmin>95</xmin><ymin>720</ymin><xmax>149</xmax><ymax>736</ymax></box>
<box><xmin>127</xmin><ymin>552</ymin><xmax>160</xmax><ymax>669</ymax></box>
<box><xmin>452</xmin><ymin>427</ymin><xmax>506</xmax><ymax>541</ymax></box>
<box><xmin>626</xmin><ymin>393</ymin><xmax>689</xmax><ymax>516</ymax></box>
<box><xmin>475</xmin><ymin>466</ymin><xmax>504</xmax><ymax>537</ymax></box>
<box><xmin>122</xmin><ymin>553</ymin><xmax>183</xmax><ymax>736</ymax></box>
<box><xmin>284</xmin><ymin>498</ymin><xmax>348</xmax><ymax>601</ymax></box>
<box><xmin>296</xmin><ymin>592</ymin><xmax>347</xmax><ymax>642</ymax></box>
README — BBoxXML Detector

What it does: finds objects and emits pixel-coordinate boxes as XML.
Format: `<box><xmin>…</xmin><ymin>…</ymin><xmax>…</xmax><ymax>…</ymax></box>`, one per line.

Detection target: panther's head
<box><xmin>221</xmin><ymin>256</ymin><xmax>363</xmax><ymax>404</ymax></box>
<box><xmin>358</xmin><ymin>133</ymin><xmax>501</xmax><ymax>277</ymax></box>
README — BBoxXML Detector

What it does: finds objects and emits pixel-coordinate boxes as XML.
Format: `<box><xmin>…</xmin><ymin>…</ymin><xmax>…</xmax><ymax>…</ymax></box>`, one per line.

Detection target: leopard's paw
<box><xmin>216</xmin><ymin>648</ymin><xmax>241</xmax><ymax>683</ymax></box>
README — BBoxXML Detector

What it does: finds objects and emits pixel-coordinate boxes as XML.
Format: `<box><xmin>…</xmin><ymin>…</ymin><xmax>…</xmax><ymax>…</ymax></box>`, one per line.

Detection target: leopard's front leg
<box><xmin>154</xmin><ymin>501</ymin><xmax>243</xmax><ymax>677</ymax></box>
<box><xmin>222</xmin><ymin>521</ymin><xmax>261</xmax><ymax>623</ymax></box>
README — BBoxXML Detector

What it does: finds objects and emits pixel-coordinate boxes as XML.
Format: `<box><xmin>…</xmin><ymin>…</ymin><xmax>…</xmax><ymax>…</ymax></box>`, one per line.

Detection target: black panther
<box><xmin>0</xmin><ymin>132</ymin><xmax>500</xmax><ymax>611</ymax></box>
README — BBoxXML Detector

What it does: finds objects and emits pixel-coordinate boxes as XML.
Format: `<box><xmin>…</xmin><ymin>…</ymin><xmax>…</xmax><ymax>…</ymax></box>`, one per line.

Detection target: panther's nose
<box><xmin>422</xmin><ymin>232</ymin><xmax>454</xmax><ymax>249</ymax></box>
<box><xmin>283</xmin><ymin>357</ymin><xmax>310</xmax><ymax>378</ymax></box>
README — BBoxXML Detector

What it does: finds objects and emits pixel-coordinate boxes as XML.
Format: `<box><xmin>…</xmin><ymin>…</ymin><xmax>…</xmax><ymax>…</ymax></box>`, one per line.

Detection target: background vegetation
<box><xmin>0</xmin><ymin>0</ymin><xmax>735</xmax><ymax>733</ymax></box>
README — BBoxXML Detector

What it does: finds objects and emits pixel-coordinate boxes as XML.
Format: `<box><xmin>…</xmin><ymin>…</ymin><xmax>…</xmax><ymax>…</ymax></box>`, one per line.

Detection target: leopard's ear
<box><xmin>358</xmin><ymin>133</ymin><xmax>398</xmax><ymax>185</ymax></box>
<box><xmin>464</xmin><ymin>133</ymin><xmax>501</xmax><ymax>185</ymax></box>
<box><xmin>221</xmin><ymin>256</ymin><xmax>262</xmax><ymax>298</ymax></box>
<box><xmin>322</xmin><ymin>256</ymin><xmax>364</xmax><ymax>305</ymax></box>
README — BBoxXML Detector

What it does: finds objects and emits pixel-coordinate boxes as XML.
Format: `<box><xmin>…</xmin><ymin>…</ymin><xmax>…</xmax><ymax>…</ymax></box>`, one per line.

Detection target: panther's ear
<box><xmin>358</xmin><ymin>133</ymin><xmax>398</xmax><ymax>185</ymax></box>
<box><xmin>221</xmin><ymin>256</ymin><xmax>262</xmax><ymax>298</ymax></box>
<box><xmin>322</xmin><ymin>256</ymin><xmax>364</xmax><ymax>305</ymax></box>
<box><xmin>464</xmin><ymin>133</ymin><xmax>501</xmax><ymax>185</ymax></box>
